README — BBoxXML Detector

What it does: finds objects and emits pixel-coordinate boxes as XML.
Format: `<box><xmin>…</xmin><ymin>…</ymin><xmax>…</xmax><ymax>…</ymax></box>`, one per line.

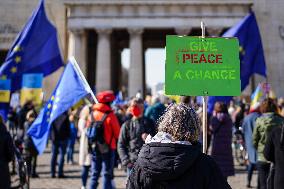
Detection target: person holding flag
<box><xmin>27</xmin><ymin>57</ymin><xmax>93</xmax><ymax>156</ymax></box>
<box><xmin>0</xmin><ymin>0</ymin><xmax>63</xmax><ymax>118</ymax></box>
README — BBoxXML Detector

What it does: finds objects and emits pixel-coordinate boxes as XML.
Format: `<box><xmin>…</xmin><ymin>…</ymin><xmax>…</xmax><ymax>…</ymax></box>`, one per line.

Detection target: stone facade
<box><xmin>0</xmin><ymin>0</ymin><xmax>284</xmax><ymax>97</ymax></box>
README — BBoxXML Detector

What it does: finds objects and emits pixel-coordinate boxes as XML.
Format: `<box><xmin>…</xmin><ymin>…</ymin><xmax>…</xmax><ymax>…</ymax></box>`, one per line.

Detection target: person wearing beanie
<box><xmin>127</xmin><ymin>103</ymin><xmax>231</xmax><ymax>189</ymax></box>
<box><xmin>89</xmin><ymin>90</ymin><xmax>121</xmax><ymax>189</ymax></box>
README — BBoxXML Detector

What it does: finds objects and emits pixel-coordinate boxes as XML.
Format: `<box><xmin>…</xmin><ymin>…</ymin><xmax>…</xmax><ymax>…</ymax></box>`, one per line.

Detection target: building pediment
<box><xmin>65</xmin><ymin>0</ymin><xmax>253</xmax><ymax>30</ymax></box>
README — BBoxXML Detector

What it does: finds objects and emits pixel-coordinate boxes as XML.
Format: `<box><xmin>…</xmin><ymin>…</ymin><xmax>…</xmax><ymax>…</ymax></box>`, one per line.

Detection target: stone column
<box><xmin>207</xmin><ymin>28</ymin><xmax>223</xmax><ymax>37</ymax></box>
<box><xmin>128</xmin><ymin>28</ymin><xmax>144</xmax><ymax>97</ymax></box>
<box><xmin>95</xmin><ymin>28</ymin><xmax>112</xmax><ymax>92</ymax></box>
<box><xmin>175</xmin><ymin>28</ymin><xmax>191</xmax><ymax>35</ymax></box>
<box><xmin>68</xmin><ymin>29</ymin><xmax>87</xmax><ymax>76</ymax></box>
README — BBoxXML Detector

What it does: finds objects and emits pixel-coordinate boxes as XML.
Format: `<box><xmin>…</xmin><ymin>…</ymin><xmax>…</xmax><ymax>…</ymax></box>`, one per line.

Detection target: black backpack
<box><xmin>86</xmin><ymin>112</ymin><xmax>110</xmax><ymax>153</ymax></box>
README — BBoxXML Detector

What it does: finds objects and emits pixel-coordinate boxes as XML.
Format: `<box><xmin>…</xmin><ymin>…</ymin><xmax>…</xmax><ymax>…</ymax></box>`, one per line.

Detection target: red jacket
<box><xmin>90</xmin><ymin>103</ymin><xmax>121</xmax><ymax>150</ymax></box>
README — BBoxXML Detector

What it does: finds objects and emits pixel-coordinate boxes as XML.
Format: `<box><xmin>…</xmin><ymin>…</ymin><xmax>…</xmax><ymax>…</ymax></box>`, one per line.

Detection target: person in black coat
<box><xmin>127</xmin><ymin>103</ymin><xmax>231</xmax><ymax>189</ymax></box>
<box><xmin>50</xmin><ymin>111</ymin><xmax>70</xmax><ymax>178</ymax></box>
<box><xmin>23</xmin><ymin>110</ymin><xmax>39</xmax><ymax>178</ymax></box>
<box><xmin>118</xmin><ymin>98</ymin><xmax>155</xmax><ymax>176</ymax></box>
<box><xmin>264</xmin><ymin>124</ymin><xmax>284</xmax><ymax>189</ymax></box>
<box><xmin>0</xmin><ymin>116</ymin><xmax>15</xmax><ymax>189</ymax></box>
<box><xmin>18</xmin><ymin>101</ymin><xmax>34</xmax><ymax>131</ymax></box>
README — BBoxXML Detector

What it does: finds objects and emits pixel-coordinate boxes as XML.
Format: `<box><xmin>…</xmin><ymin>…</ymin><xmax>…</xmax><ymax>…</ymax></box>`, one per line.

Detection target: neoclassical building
<box><xmin>0</xmin><ymin>0</ymin><xmax>284</xmax><ymax>98</ymax></box>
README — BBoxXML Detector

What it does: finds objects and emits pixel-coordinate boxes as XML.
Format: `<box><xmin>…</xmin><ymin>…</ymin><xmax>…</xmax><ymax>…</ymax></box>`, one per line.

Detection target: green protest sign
<box><xmin>165</xmin><ymin>36</ymin><xmax>241</xmax><ymax>96</ymax></box>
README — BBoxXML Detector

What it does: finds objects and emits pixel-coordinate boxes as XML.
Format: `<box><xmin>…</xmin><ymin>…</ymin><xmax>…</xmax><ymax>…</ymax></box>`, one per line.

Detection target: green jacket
<box><xmin>253</xmin><ymin>113</ymin><xmax>284</xmax><ymax>162</ymax></box>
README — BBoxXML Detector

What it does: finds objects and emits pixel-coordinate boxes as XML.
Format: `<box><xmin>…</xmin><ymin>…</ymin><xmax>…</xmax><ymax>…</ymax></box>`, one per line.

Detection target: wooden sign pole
<box><xmin>201</xmin><ymin>21</ymin><xmax>208</xmax><ymax>154</ymax></box>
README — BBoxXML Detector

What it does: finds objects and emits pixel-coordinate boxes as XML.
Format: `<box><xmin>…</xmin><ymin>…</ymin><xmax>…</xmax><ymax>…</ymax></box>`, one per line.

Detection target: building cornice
<box><xmin>64</xmin><ymin>0</ymin><xmax>253</xmax><ymax>6</ymax></box>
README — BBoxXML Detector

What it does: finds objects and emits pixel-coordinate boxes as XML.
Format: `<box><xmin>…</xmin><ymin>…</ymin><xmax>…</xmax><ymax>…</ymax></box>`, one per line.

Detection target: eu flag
<box><xmin>0</xmin><ymin>0</ymin><xmax>63</xmax><ymax>91</ymax></box>
<box><xmin>27</xmin><ymin>58</ymin><xmax>90</xmax><ymax>154</ymax></box>
<box><xmin>208</xmin><ymin>12</ymin><xmax>267</xmax><ymax>113</ymax></box>
<box><xmin>223</xmin><ymin>11</ymin><xmax>266</xmax><ymax>90</ymax></box>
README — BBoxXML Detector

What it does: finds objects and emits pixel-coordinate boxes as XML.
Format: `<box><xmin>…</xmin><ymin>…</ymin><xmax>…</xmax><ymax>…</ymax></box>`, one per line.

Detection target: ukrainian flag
<box><xmin>250</xmin><ymin>83</ymin><xmax>271</xmax><ymax>111</ymax></box>
<box><xmin>20</xmin><ymin>74</ymin><xmax>43</xmax><ymax>105</ymax></box>
<box><xmin>0</xmin><ymin>79</ymin><xmax>11</xmax><ymax>103</ymax></box>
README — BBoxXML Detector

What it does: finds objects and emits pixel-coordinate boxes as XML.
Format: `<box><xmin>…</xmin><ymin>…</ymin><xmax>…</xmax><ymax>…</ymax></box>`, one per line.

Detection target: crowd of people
<box><xmin>0</xmin><ymin>90</ymin><xmax>284</xmax><ymax>189</ymax></box>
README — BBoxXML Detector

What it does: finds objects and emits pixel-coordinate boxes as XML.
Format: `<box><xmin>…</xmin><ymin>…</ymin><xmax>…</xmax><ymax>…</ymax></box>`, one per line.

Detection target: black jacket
<box><xmin>0</xmin><ymin>123</ymin><xmax>14</xmax><ymax>189</ymax></box>
<box><xmin>50</xmin><ymin>112</ymin><xmax>70</xmax><ymax>142</ymax></box>
<box><xmin>127</xmin><ymin>143</ymin><xmax>231</xmax><ymax>189</ymax></box>
<box><xmin>118</xmin><ymin>117</ymin><xmax>155</xmax><ymax>166</ymax></box>
<box><xmin>24</xmin><ymin>121</ymin><xmax>38</xmax><ymax>156</ymax></box>
<box><xmin>264</xmin><ymin>125</ymin><xmax>284</xmax><ymax>189</ymax></box>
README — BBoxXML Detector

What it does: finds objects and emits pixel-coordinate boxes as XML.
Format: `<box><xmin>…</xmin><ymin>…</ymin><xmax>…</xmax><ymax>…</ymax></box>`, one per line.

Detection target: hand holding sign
<box><xmin>165</xmin><ymin>30</ymin><xmax>241</xmax><ymax>154</ymax></box>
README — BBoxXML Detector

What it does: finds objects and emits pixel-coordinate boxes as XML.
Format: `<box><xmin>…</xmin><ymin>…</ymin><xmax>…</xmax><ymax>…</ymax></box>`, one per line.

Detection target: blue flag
<box><xmin>223</xmin><ymin>11</ymin><xmax>266</xmax><ymax>90</ymax></box>
<box><xmin>27</xmin><ymin>59</ymin><xmax>90</xmax><ymax>154</ymax></box>
<box><xmin>112</xmin><ymin>91</ymin><xmax>126</xmax><ymax>106</ymax></box>
<box><xmin>0</xmin><ymin>0</ymin><xmax>63</xmax><ymax>91</ymax></box>
<box><xmin>208</xmin><ymin>12</ymin><xmax>267</xmax><ymax>113</ymax></box>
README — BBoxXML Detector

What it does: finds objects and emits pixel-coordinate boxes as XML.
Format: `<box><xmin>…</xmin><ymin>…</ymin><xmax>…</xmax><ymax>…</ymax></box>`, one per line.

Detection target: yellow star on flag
<box><xmin>47</xmin><ymin>103</ymin><xmax>52</xmax><ymax>109</ymax></box>
<box><xmin>10</xmin><ymin>67</ymin><xmax>17</xmax><ymax>73</ymax></box>
<box><xmin>0</xmin><ymin>75</ymin><xmax>7</xmax><ymax>79</ymax></box>
<box><xmin>15</xmin><ymin>56</ymin><xmax>21</xmax><ymax>63</ymax></box>
<box><xmin>239</xmin><ymin>46</ymin><xmax>245</xmax><ymax>56</ymax></box>
<box><xmin>51</xmin><ymin>96</ymin><xmax>55</xmax><ymax>101</ymax></box>
<box><xmin>13</xmin><ymin>45</ymin><xmax>21</xmax><ymax>52</ymax></box>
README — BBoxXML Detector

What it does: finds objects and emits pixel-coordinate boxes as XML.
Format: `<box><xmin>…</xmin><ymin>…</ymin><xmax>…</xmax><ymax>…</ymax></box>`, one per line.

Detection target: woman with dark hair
<box><xmin>253</xmin><ymin>98</ymin><xmax>284</xmax><ymax>189</ymax></box>
<box><xmin>127</xmin><ymin>103</ymin><xmax>231</xmax><ymax>189</ymax></box>
<box><xmin>210</xmin><ymin>101</ymin><xmax>234</xmax><ymax>180</ymax></box>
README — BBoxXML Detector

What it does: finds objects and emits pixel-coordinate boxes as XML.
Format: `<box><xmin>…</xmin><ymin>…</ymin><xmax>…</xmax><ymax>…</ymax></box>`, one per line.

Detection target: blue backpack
<box><xmin>86</xmin><ymin>112</ymin><xmax>110</xmax><ymax>153</ymax></box>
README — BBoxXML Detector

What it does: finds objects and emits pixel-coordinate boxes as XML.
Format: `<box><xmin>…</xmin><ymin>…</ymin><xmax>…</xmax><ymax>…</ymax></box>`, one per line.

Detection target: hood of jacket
<box><xmin>137</xmin><ymin>142</ymin><xmax>201</xmax><ymax>181</ymax></box>
<box><xmin>92</xmin><ymin>103</ymin><xmax>112</xmax><ymax>113</ymax></box>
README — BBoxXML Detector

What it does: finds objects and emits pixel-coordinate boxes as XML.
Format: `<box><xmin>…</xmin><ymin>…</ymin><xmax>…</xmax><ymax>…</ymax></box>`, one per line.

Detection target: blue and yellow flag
<box><xmin>21</xmin><ymin>74</ymin><xmax>43</xmax><ymax>105</ymax></box>
<box><xmin>0</xmin><ymin>0</ymin><xmax>63</xmax><ymax>91</ymax></box>
<box><xmin>27</xmin><ymin>58</ymin><xmax>91</xmax><ymax>154</ymax></box>
<box><xmin>0</xmin><ymin>79</ymin><xmax>11</xmax><ymax>103</ymax></box>
<box><xmin>250</xmin><ymin>83</ymin><xmax>272</xmax><ymax>111</ymax></box>
<box><xmin>0</xmin><ymin>79</ymin><xmax>11</xmax><ymax>121</ymax></box>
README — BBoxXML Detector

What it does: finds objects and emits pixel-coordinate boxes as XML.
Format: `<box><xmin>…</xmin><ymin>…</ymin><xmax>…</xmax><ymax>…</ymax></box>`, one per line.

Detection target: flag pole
<box><xmin>69</xmin><ymin>56</ymin><xmax>99</xmax><ymax>104</ymax></box>
<box><xmin>201</xmin><ymin>21</ymin><xmax>208</xmax><ymax>154</ymax></box>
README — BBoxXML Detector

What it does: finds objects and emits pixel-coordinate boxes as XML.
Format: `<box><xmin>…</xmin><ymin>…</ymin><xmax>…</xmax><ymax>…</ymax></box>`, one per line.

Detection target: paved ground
<box><xmin>27</xmin><ymin>145</ymin><xmax>257</xmax><ymax>189</ymax></box>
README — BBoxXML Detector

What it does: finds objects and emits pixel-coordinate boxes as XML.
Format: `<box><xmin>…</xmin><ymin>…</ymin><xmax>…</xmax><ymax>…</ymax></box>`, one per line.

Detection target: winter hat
<box><xmin>157</xmin><ymin>103</ymin><xmax>200</xmax><ymax>143</ymax></box>
<box><xmin>96</xmin><ymin>90</ymin><xmax>115</xmax><ymax>103</ymax></box>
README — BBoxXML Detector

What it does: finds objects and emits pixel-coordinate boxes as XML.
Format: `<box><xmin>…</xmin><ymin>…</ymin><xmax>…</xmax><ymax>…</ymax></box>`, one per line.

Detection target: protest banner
<box><xmin>165</xmin><ymin>23</ymin><xmax>241</xmax><ymax>153</ymax></box>
<box><xmin>20</xmin><ymin>74</ymin><xmax>43</xmax><ymax>105</ymax></box>
<box><xmin>165</xmin><ymin>36</ymin><xmax>241</xmax><ymax>96</ymax></box>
